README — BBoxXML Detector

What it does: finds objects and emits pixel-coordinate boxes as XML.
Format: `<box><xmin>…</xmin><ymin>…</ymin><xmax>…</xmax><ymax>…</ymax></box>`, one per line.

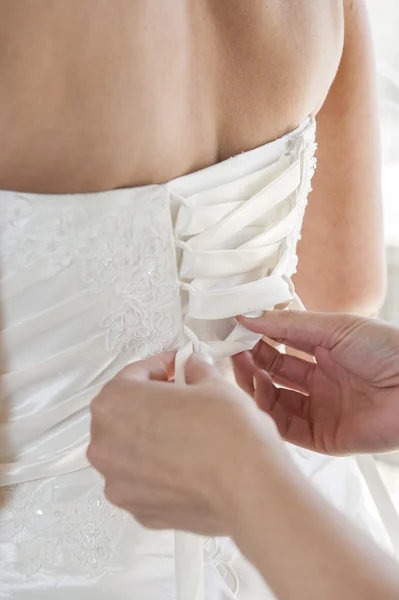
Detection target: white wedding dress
<box><xmin>0</xmin><ymin>118</ymin><xmax>396</xmax><ymax>599</ymax></box>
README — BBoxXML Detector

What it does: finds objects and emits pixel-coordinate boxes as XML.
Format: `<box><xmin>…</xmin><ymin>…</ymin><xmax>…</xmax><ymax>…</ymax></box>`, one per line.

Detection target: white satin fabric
<box><xmin>0</xmin><ymin>118</ymin><xmax>393</xmax><ymax>599</ymax></box>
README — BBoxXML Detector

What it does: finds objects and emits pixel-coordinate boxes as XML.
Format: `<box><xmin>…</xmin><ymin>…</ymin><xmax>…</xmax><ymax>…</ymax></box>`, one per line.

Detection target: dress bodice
<box><xmin>0</xmin><ymin>118</ymin><xmax>320</xmax><ymax>600</ymax></box>
<box><xmin>0</xmin><ymin>118</ymin><xmax>316</xmax><ymax>488</ymax></box>
<box><xmin>1</xmin><ymin>117</ymin><xmax>397</xmax><ymax>600</ymax></box>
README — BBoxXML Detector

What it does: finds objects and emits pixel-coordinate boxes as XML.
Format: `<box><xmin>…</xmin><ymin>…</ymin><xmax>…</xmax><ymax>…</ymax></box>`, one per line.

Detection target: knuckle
<box><xmin>278</xmin><ymin>309</ymin><xmax>291</xmax><ymax>334</ymax></box>
<box><xmin>139</xmin><ymin>517</ymin><xmax>158</xmax><ymax>530</ymax></box>
<box><xmin>87</xmin><ymin>442</ymin><xmax>110</xmax><ymax>474</ymax></box>
<box><xmin>104</xmin><ymin>481</ymin><xmax>132</xmax><ymax>509</ymax></box>
<box><xmin>91</xmin><ymin>387</ymin><xmax>113</xmax><ymax>420</ymax></box>
<box><xmin>91</xmin><ymin>380</ymin><xmax>138</xmax><ymax>425</ymax></box>
<box><xmin>133</xmin><ymin>510</ymin><xmax>164</xmax><ymax>530</ymax></box>
<box><xmin>333</xmin><ymin>314</ymin><xmax>367</xmax><ymax>346</ymax></box>
<box><xmin>134</xmin><ymin>512</ymin><xmax>150</xmax><ymax>528</ymax></box>
<box><xmin>103</xmin><ymin>482</ymin><xmax>122</xmax><ymax>508</ymax></box>
<box><xmin>86</xmin><ymin>442</ymin><xmax>96</xmax><ymax>466</ymax></box>
<box><xmin>116</xmin><ymin>364</ymin><xmax>144</xmax><ymax>387</ymax></box>
<box><xmin>104</xmin><ymin>481</ymin><xmax>140</xmax><ymax>513</ymax></box>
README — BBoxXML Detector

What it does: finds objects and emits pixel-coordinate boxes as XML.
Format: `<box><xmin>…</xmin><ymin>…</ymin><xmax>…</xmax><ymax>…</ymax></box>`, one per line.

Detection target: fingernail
<box><xmin>242</xmin><ymin>310</ymin><xmax>263</xmax><ymax>319</ymax></box>
<box><xmin>195</xmin><ymin>352</ymin><xmax>215</xmax><ymax>366</ymax></box>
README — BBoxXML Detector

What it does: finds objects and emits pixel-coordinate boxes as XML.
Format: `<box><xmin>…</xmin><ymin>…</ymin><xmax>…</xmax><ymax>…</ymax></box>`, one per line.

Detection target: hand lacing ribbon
<box><xmin>170</xmin><ymin>119</ymin><xmax>399</xmax><ymax>598</ymax></box>
<box><xmin>169</xmin><ymin>133</ymin><xmax>311</xmax><ymax>599</ymax></box>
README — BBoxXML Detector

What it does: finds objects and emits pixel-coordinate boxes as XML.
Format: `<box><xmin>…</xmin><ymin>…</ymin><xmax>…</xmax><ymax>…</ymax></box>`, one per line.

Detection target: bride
<box><xmin>0</xmin><ymin>1</ymin><xmax>388</xmax><ymax>598</ymax></box>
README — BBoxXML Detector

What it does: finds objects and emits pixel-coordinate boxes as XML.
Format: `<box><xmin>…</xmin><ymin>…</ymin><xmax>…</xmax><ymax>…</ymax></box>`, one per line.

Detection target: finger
<box><xmin>184</xmin><ymin>355</ymin><xmax>221</xmax><ymax>385</ymax></box>
<box><xmin>276</xmin><ymin>408</ymin><xmax>315</xmax><ymax>450</ymax></box>
<box><xmin>253</xmin><ymin>369</ymin><xmax>275</xmax><ymax>412</ymax></box>
<box><xmin>253</xmin><ymin>341</ymin><xmax>315</xmax><ymax>394</ymax></box>
<box><xmin>254</xmin><ymin>371</ymin><xmax>315</xmax><ymax>449</ymax></box>
<box><xmin>254</xmin><ymin>371</ymin><xmax>310</xmax><ymax>419</ymax></box>
<box><xmin>238</xmin><ymin>311</ymin><xmax>359</xmax><ymax>355</ymax></box>
<box><xmin>119</xmin><ymin>351</ymin><xmax>176</xmax><ymax>383</ymax></box>
<box><xmin>232</xmin><ymin>351</ymin><xmax>256</xmax><ymax>396</ymax></box>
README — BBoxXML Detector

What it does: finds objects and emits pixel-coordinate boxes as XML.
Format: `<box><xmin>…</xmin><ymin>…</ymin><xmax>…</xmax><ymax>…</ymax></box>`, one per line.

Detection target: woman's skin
<box><xmin>234</xmin><ymin>311</ymin><xmax>399</xmax><ymax>454</ymax></box>
<box><xmin>0</xmin><ymin>0</ymin><xmax>385</xmax><ymax>313</ymax></box>
<box><xmin>88</xmin><ymin>310</ymin><xmax>399</xmax><ymax>600</ymax></box>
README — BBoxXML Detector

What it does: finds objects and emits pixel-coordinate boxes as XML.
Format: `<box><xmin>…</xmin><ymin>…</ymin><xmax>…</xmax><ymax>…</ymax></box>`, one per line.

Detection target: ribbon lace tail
<box><xmin>174</xmin><ymin>344</ymin><xmax>205</xmax><ymax>600</ymax></box>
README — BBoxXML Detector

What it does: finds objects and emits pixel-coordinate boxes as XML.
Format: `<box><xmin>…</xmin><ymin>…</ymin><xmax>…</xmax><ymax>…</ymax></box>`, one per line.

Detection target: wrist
<box><xmin>212</xmin><ymin>433</ymin><xmax>297</xmax><ymax>533</ymax></box>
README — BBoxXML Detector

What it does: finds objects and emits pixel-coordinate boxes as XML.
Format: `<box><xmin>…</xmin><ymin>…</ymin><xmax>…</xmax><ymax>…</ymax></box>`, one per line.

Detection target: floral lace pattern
<box><xmin>0</xmin><ymin>187</ymin><xmax>181</xmax><ymax>578</ymax></box>
<box><xmin>0</xmin><ymin>474</ymin><xmax>128</xmax><ymax>577</ymax></box>
<box><xmin>0</xmin><ymin>123</ymin><xmax>317</xmax><ymax>590</ymax></box>
<box><xmin>0</xmin><ymin>197</ymin><xmax>86</xmax><ymax>278</ymax></box>
<box><xmin>0</xmin><ymin>189</ymin><xmax>180</xmax><ymax>354</ymax></box>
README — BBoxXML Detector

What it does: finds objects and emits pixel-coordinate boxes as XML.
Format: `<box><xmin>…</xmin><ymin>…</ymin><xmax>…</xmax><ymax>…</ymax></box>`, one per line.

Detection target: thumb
<box><xmin>184</xmin><ymin>354</ymin><xmax>219</xmax><ymax>385</ymax></box>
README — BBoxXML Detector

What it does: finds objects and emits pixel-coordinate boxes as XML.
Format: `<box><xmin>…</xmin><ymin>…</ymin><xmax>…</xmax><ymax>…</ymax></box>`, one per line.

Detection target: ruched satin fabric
<box><xmin>0</xmin><ymin>119</ymin><xmax>393</xmax><ymax>599</ymax></box>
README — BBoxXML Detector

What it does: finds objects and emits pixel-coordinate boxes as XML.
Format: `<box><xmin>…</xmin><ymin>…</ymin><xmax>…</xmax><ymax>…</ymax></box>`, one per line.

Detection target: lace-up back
<box><xmin>2</xmin><ymin>118</ymin><xmax>385</xmax><ymax>600</ymax></box>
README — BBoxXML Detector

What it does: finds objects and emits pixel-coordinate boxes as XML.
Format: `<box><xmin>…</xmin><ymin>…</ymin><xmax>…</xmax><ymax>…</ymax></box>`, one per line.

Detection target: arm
<box><xmin>295</xmin><ymin>0</ymin><xmax>386</xmax><ymax>315</ymax></box>
<box><xmin>89</xmin><ymin>350</ymin><xmax>399</xmax><ymax>600</ymax></box>
<box><xmin>226</xmin><ymin>450</ymin><xmax>399</xmax><ymax>600</ymax></box>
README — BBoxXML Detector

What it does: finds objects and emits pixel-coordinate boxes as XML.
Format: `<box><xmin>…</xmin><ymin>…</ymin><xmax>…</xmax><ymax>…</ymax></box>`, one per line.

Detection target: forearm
<box><xmin>295</xmin><ymin>0</ymin><xmax>386</xmax><ymax>316</ymax></box>
<box><xmin>223</xmin><ymin>452</ymin><xmax>399</xmax><ymax>600</ymax></box>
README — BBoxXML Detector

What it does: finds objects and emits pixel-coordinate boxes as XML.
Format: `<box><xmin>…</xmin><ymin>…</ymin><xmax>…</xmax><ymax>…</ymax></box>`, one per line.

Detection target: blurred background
<box><xmin>367</xmin><ymin>1</ymin><xmax>399</xmax><ymax>324</ymax></box>
<box><xmin>366</xmin><ymin>0</ymin><xmax>399</xmax><ymax>503</ymax></box>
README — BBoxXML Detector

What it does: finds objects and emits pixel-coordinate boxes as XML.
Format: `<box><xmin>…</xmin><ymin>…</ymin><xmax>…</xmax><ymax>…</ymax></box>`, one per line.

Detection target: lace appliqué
<box><xmin>75</xmin><ymin>198</ymin><xmax>178</xmax><ymax>354</ymax></box>
<box><xmin>0</xmin><ymin>189</ymin><xmax>181</xmax><ymax>578</ymax></box>
<box><xmin>0</xmin><ymin>475</ymin><xmax>128</xmax><ymax>577</ymax></box>
<box><xmin>0</xmin><ymin>197</ymin><xmax>84</xmax><ymax>278</ymax></box>
<box><xmin>0</xmin><ymin>190</ymin><xmax>179</xmax><ymax>354</ymax></box>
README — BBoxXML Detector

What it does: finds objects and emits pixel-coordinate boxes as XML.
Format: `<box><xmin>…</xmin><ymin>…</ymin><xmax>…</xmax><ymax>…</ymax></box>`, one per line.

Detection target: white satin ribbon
<box><xmin>170</xmin><ymin>117</ymin><xmax>399</xmax><ymax>596</ymax></box>
<box><xmin>170</xmin><ymin>137</ymin><xmax>307</xmax><ymax>600</ymax></box>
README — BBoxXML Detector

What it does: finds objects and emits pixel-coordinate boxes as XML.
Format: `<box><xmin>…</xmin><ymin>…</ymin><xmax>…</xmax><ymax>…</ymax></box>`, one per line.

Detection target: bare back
<box><xmin>0</xmin><ymin>0</ymin><xmax>344</xmax><ymax>193</ymax></box>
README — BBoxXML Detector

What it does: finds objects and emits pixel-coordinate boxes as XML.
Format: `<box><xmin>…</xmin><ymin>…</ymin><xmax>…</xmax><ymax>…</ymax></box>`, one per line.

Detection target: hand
<box><xmin>233</xmin><ymin>311</ymin><xmax>399</xmax><ymax>455</ymax></box>
<box><xmin>88</xmin><ymin>352</ymin><xmax>283</xmax><ymax>533</ymax></box>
